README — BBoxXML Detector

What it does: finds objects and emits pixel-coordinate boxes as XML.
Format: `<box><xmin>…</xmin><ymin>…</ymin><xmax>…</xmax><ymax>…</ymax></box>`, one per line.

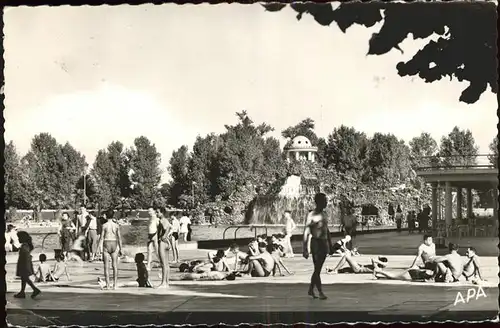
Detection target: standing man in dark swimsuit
<box><xmin>146</xmin><ymin>207</ymin><xmax>160</xmax><ymax>271</ymax></box>
<box><xmin>97</xmin><ymin>209</ymin><xmax>123</xmax><ymax>289</ymax></box>
<box><xmin>303</xmin><ymin>193</ymin><xmax>334</xmax><ymax>300</ymax></box>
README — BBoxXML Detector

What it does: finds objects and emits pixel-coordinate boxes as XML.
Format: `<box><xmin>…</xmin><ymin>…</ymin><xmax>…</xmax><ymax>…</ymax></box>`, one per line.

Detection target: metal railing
<box><xmin>41</xmin><ymin>232</ymin><xmax>58</xmax><ymax>251</ymax></box>
<box><xmin>223</xmin><ymin>223</ymin><xmax>347</xmax><ymax>240</ymax></box>
<box><xmin>416</xmin><ymin>154</ymin><xmax>496</xmax><ymax>171</ymax></box>
<box><xmin>223</xmin><ymin>224</ymin><xmax>271</xmax><ymax>240</ymax></box>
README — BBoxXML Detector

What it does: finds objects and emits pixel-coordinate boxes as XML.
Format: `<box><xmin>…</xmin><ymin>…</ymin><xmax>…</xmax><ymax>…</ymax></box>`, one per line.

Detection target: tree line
<box><xmin>4</xmin><ymin>111</ymin><xmax>498</xmax><ymax>215</ymax></box>
<box><xmin>5</xmin><ymin>134</ymin><xmax>163</xmax><ymax>211</ymax></box>
<box><xmin>167</xmin><ymin>112</ymin><xmax>497</xmax><ymax>212</ymax></box>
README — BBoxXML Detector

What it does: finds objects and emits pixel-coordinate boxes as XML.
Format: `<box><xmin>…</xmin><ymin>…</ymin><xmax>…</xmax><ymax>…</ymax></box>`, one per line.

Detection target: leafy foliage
<box><xmin>128</xmin><ymin>136</ymin><xmax>163</xmax><ymax>208</ymax></box>
<box><xmin>91</xmin><ymin>141</ymin><xmax>130</xmax><ymax>209</ymax></box>
<box><xmin>168</xmin><ymin>145</ymin><xmax>191</xmax><ymax>206</ymax></box>
<box><xmin>325</xmin><ymin>125</ymin><xmax>368</xmax><ymax>175</ymax></box>
<box><xmin>409</xmin><ymin>132</ymin><xmax>439</xmax><ymax>168</ymax></box>
<box><xmin>439</xmin><ymin>126</ymin><xmax>479</xmax><ymax>167</ymax></box>
<box><xmin>21</xmin><ymin>133</ymin><xmax>88</xmax><ymax>209</ymax></box>
<box><xmin>363</xmin><ymin>133</ymin><xmax>411</xmax><ymax>187</ymax></box>
<box><xmin>488</xmin><ymin>136</ymin><xmax>498</xmax><ymax>167</ymax></box>
<box><xmin>4</xmin><ymin>141</ymin><xmax>29</xmax><ymax>208</ymax></box>
<box><xmin>263</xmin><ymin>2</ymin><xmax>497</xmax><ymax>104</ymax></box>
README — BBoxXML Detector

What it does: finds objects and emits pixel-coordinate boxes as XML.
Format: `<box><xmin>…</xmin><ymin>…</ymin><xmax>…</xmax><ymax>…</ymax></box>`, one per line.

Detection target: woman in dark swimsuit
<box><xmin>156</xmin><ymin>209</ymin><xmax>172</xmax><ymax>288</ymax></box>
<box><xmin>303</xmin><ymin>193</ymin><xmax>334</xmax><ymax>300</ymax></box>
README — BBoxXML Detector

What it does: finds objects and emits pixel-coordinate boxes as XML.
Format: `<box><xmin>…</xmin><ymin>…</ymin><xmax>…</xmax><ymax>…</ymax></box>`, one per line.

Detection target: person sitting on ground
<box><xmin>462</xmin><ymin>247</ymin><xmax>486</xmax><ymax>284</ymax></box>
<box><xmin>269</xmin><ymin>234</ymin><xmax>285</xmax><ymax>255</ymax></box>
<box><xmin>248</xmin><ymin>238</ymin><xmax>260</xmax><ymax>256</ymax></box>
<box><xmin>268</xmin><ymin>242</ymin><xmax>293</xmax><ymax>276</ymax></box>
<box><xmin>227</xmin><ymin>243</ymin><xmax>250</xmax><ymax>271</ymax></box>
<box><xmin>47</xmin><ymin>254</ymin><xmax>71</xmax><ymax>282</ymax></box>
<box><xmin>67</xmin><ymin>234</ymin><xmax>86</xmax><ymax>265</ymax></box>
<box><xmin>245</xmin><ymin>242</ymin><xmax>275</xmax><ymax>277</ymax></box>
<box><xmin>326</xmin><ymin>251</ymin><xmax>388</xmax><ymax>274</ymax></box>
<box><xmin>430</xmin><ymin>243</ymin><xmax>463</xmax><ymax>283</ymax></box>
<box><xmin>409</xmin><ymin>234</ymin><xmax>436</xmax><ymax>274</ymax></box>
<box><xmin>204</xmin><ymin>249</ymin><xmax>231</xmax><ymax>272</ymax></box>
<box><xmin>35</xmin><ymin>254</ymin><xmax>54</xmax><ymax>283</ymax></box>
<box><xmin>330</xmin><ymin>235</ymin><xmax>351</xmax><ymax>256</ymax></box>
<box><xmin>97</xmin><ymin>252</ymin><xmax>153</xmax><ymax>289</ymax></box>
<box><xmin>373</xmin><ymin>266</ymin><xmax>435</xmax><ymax>282</ymax></box>
<box><xmin>257</xmin><ymin>234</ymin><xmax>267</xmax><ymax>245</ymax></box>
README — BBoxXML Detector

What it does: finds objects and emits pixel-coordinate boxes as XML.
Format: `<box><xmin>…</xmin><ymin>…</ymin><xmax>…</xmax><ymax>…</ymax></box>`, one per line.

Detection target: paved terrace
<box><xmin>6</xmin><ymin>232</ymin><xmax>499</xmax><ymax>326</ymax></box>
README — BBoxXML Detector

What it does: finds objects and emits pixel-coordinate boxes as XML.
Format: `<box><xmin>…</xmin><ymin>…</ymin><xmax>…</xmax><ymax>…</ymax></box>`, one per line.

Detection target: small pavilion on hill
<box><xmin>284</xmin><ymin>136</ymin><xmax>318</xmax><ymax>162</ymax></box>
<box><xmin>415</xmin><ymin>155</ymin><xmax>498</xmax><ymax>241</ymax></box>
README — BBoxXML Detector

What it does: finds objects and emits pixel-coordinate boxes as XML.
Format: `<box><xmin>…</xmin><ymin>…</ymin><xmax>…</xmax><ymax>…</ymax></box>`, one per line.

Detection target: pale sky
<box><xmin>4</xmin><ymin>4</ymin><xmax>497</xmax><ymax>182</ymax></box>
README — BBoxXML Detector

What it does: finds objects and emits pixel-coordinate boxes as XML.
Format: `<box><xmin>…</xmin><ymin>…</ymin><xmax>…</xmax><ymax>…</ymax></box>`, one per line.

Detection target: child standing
<box><xmin>15</xmin><ymin>231</ymin><xmax>41</xmax><ymax>299</ymax></box>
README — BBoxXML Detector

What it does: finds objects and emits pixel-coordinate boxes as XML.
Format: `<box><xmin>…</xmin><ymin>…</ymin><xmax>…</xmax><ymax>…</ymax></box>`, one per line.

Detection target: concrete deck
<box><xmin>6</xmin><ymin>232</ymin><xmax>499</xmax><ymax>325</ymax></box>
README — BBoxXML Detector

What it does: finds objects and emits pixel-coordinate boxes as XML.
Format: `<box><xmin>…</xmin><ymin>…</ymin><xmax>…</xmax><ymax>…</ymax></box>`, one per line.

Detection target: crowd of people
<box><xmin>7</xmin><ymin>194</ymin><xmax>488</xmax><ymax>300</ymax></box>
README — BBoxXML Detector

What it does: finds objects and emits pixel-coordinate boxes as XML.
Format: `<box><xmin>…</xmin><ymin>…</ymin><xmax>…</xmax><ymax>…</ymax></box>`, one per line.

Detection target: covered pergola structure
<box><xmin>416</xmin><ymin>155</ymin><xmax>498</xmax><ymax>240</ymax></box>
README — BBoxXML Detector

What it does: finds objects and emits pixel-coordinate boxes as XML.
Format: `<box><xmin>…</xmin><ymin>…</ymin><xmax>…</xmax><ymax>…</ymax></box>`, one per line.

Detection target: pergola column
<box><xmin>311</xmin><ymin>152</ymin><xmax>315</xmax><ymax>162</ymax></box>
<box><xmin>493</xmin><ymin>186</ymin><xmax>498</xmax><ymax>222</ymax></box>
<box><xmin>445</xmin><ymin>181</ymin><xmax>453</xmax><ymax>227</ymax></box>
<box><xmin>295</xmin><ymin>151</ymin><xmax>299</xmax><ymax>161</ymax></box>
<box><xmin>307</xmin><ymin>152</ymin><xmax>311</xmax><ymax>161</ymax></box>
<box><xmin>456</xmin><ymin>187</ymin><xmax>463</xmax><ymax>220</ymax></box>
<box><xmin>466</xmin><ymin>188</ymin><xmax>473</xmax><ymax>219</ymax></box>
<box><xmin>431</xmin><ymin>182</ymin><xmax>438</xmax><ymax>237</ymax></box>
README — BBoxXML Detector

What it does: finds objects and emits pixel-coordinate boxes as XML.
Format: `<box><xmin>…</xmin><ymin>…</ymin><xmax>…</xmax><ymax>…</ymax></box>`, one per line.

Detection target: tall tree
<box><xmin>128</xmin><ymin>136</ymin><xmax>163</xmax><ymax>208</ymax></box>
<box><xmin>439</xmin><ymin>126</ymin><xmax>479</xmax><ymax>167</ymax></box>
<box><xmin>60</xmin><ymin>142</ymin><xmax>87</xmax><ymax>207</ymax></box>
<box><xmin>316</xmin><ymin>137</ymin><xmax>328</xmax><ymax>167</ymax></box>
<box><xmin>264</xmin><ymin>2</ymin><xmax>497</xmax><ymax>104</ymax></box>
<box><xmin>168</xmin><ymin>145</ymin><xmax>191</xmax><ymax>206</ymax></box>
<box><xmin>23</xmin><ymin>133</ymin><xmax>68</xmax><ymax>208</ymax></box>
<box><xmin>325</xmin><ymin>125</ymin><xmax>368</xmax><ymax>175</ymax></box>
<box><xmin>4</xmin><ymin>141</ymin><xmax>29</xmax><ymax>208</ymax></box>
<box><xmin>92</xmin><ymin>141</ymin><xmax>130</xmax><ymax>209</ymax></box>
<box><xmin>363</xmin><ymin>133</ymin><xmax>410</xmax><ymax>186</ymax></box>
<box><xmin>488</xmin><ymin>136</ymin><xmax>498</xmax><ymax>168</ymax></box>
<box><xmin>215</xmin><ymin>111</ymin><xmax>274</xmax><ymax>200</ymax></box>
<box><xmin>409</xmin><ymin>132</ymin><xmax>439</xmax><ymax>168</ymax></box>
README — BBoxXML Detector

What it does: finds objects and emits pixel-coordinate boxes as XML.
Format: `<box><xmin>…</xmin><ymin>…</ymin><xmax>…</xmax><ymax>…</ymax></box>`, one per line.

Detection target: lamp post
<box><xmin>83</xmin><ymin>164</ymin><xmax>88</xmax><ymax>207</ymax></box>
<box><xmin>191</xmin><ymin>181</ymin><xmax>196</xmax><ymax>209</ymax></box>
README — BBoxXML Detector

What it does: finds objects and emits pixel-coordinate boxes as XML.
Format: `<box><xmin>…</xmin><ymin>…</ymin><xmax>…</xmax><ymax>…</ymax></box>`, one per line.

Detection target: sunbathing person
<box><xmin>245</xmin><ymin>242</ymin><xmax>275</xmax><ymax>277</ymax></box>
<box><xmin>227</xmin><ymin>243</ymin><xmax>250</xmax><ymax>271</ymax></box>
<box><xmin>248</xmin><ymin>238</ymin><xmax>260</xmax><ymax>256</ymax></box>
<box><xmin>179</xmin><ymin>250</ymin><xmax>230</xmax><ymax>274</ymax></box>
<box><xmin>409</xmin><ymin>234</ymin><xmax>436</xmax><ymax>272</ymax></box>
<box><xmin>326</xmin><ymin>251</ymin><xmax>388</xmax><ymax>274</ymax></box>
<box><xmin>98</xmin><ymin>253</ymin><xmax>153</xmax><ymax>289</ymax></box>
<box><xmin>373</xmin><ymin>266</ymin><xmax>435</xmax><ymax>282</ymax></box>
<box><xmin>430</xmin><ymin>243</ymin><xmax>463</xmax><ymax>283</ymax></box>
<box><xmin>330</xmin><ymin>235</ymin><xmax>351</xmax><ymax>256</ymax></box>
<box><xmin>35</xmin><ymin>254</ymin><xmax>54</xmax><ymax>283</ymax></box>
<box><xmin>177</xmin><ymin>251</ymin><xmax>239</xmax><ymax>281</ymax></box>
<box><xmin>47</xmin><ymin>254</ymin><xmax>71</xmax><ymax>282</ymax></box>
<box><xmin>268</xmin><ymin>242</ymin><xmax>293</xmax><ymax>276</ymax></box>
<box><xmin>462</xmin><ymin>247</ymin><xmax>486</xmax><ymax>283</ymax></box>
